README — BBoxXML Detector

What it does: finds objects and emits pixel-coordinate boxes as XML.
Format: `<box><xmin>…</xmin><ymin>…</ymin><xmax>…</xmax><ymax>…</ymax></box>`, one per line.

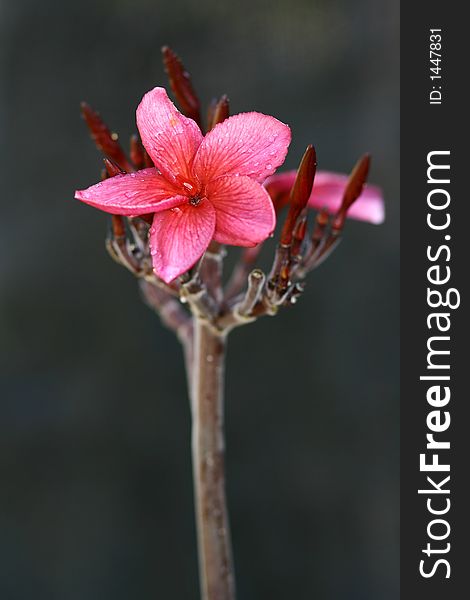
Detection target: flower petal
<box><xmin>207</xmin><ymin>175</ymin><xmax>276</xmax><ymax>246</ymax></box>
<box><xmin>264</xmin><ymin>170</ymin><xmax>385</xmax><ymax>224</ymax></box>
<box><xmin>193</xmin><ymin>112</ymin><xmax>291</xmax><ymax>183</ymax></box>
<box><xmin>149</xmin><ymin>200</ymin><xmax>216</xmax><ymax>283</ymax></box>
<box><xmin>309</xmin><ymin>171</ymin><xmax>385</xmax><ymax>224</ymax></box>
<box><xmin>75</xmin><ymin>168</ymin><xmax>187</xmax><ymax>215</ymax></box>
<box><xmin>136</xmin><ymin>87</ymin><xmax>203</xmax><ymax>186</ymax></box>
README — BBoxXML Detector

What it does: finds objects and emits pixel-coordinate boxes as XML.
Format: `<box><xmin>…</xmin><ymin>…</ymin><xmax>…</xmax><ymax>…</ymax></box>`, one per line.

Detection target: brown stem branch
<box><xmin>181</xmin><ymin>274</ymin><xmax>218</xmax><ymax>322</ymax></box>
<box><xmin>191</xmin><ymin>319</ymin><xmax>235</xmax><ymax>600</ymax></box>
<box><xmin>236</xmin><ymin>269</ymin><xmax>265</xmax><ymax>317</ymax></box>
<box><xmin>200</xmin><ymin>243</ymin><xmax>225</xmax><ymax>305</ymax></box>
<box><xmin>139</xmin><ymin>280</ymin><xmax>191</xmax><ymax>341</ymax></box>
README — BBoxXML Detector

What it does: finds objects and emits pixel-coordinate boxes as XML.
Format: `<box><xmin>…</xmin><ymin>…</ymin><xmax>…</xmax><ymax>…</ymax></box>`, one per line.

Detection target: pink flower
<box><xmin>265</xmin><ymin>170</ymin><xmax>385</xmax><ymax>225</ymax></box>
<box><xmin>75</xmin><ymin>87</ymin><xmax>291</xmax><ymax>282</ymax></box>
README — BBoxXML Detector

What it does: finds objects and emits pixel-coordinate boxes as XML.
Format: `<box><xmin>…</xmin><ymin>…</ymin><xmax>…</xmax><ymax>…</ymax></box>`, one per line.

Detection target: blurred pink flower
<box><xmin>265</xmin><ymin>170</ymin><xmax>385</xmax><ymax>225</ymax></box>
<box><xmin>76</xmin><ymin>87</ymin><xmax>291</xmax><ymax>282</ymax></box>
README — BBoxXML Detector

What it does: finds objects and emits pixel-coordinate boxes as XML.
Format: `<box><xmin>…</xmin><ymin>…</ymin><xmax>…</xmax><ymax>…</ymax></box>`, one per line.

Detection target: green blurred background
<box><xmin>0</xmin><ymin>0</ymin><xmax>399</xmax><ymax>598</ymax></box>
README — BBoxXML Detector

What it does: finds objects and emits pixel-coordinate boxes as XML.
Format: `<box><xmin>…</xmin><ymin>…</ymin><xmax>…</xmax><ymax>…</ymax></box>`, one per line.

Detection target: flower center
<box><xmin>189</xmin><ymin>195</ymin><xmax>203</xmax><ymax>207</ymax></box>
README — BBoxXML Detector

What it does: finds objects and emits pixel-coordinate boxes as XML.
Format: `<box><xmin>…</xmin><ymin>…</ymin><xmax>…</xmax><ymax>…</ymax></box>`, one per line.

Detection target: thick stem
<box><xmin>191</xmin><ymin>319</ymin><xmax>236</xmax><ymax>600</ymax></box>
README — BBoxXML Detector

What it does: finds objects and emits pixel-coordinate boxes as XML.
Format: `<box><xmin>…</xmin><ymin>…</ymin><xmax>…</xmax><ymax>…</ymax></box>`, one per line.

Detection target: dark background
<box><xmin>0</xmin><ymin>1</ymin><xmax>399</xmax><ymax>598</ymax></box>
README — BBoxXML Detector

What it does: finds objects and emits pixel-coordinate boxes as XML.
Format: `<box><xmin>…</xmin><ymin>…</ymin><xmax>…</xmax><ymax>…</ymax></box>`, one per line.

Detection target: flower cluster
<box><xmin>75</xmin><ymin>47</ymin><xmax>384</xmax><ymax>331</ymax></box>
